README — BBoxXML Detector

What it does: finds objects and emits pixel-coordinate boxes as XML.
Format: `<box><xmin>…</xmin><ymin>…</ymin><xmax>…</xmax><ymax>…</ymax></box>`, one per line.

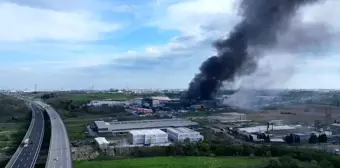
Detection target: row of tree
<box><xmin>101</xmin><ymin>140</ymin><xmax>340</xmax><ymax>168</ymax></box>
<box><xmin>284</xmin><ymin>133</ymin><xmax>327</xmax><ymax>144</ymax></box>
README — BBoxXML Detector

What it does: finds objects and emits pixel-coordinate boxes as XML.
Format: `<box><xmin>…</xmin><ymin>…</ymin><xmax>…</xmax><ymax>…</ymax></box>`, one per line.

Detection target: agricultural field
<box><xmin>64</xmin><ymin>120</ymin><xmax>93</xmax><ymax>140</ymax></box>
<box><xmin>247</xmin><ymin>104</ymin><xmax>340</xmax><ymax>124</ymax></box>
<box><xmin>0</xmin><ymin>124</ymin><xmax>24</xmax><ymax>151</ymax></box>
<box><xmin>66</xmin><ymin>93</ymin><xmax>137</xmax><ymax>101</ymax></box>
<box><xmin>75</xmin><ymin>156</ymin><xmax>266</xmax><ymax>168</ymax></box>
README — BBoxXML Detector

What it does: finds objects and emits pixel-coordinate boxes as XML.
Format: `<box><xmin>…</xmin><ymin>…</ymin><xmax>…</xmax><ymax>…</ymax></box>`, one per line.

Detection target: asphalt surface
<box><xmin>44</xmin><ymin>105</ymin><xmax>72</xmax><ymax>168</ymax></box>
<box><xmin>10</xmin><ymin>103</ymin><xmax>45</xmax><ymax>168</ymax></box>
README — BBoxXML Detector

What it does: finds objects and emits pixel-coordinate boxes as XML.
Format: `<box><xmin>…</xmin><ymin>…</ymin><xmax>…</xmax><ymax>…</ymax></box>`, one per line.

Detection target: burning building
<box><xmin>182</xmin><ymin>0</ymin><xmax>322</xmax><ymax>104</ymax></box>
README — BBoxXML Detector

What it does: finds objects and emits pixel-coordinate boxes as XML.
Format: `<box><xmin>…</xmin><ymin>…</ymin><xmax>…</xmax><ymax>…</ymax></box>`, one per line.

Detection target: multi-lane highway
<box><xmin>7</xmin><ymin>103</ymin><xmax>45</xmax><ymax>168</ymax></box>
<box><xmin>42</xmin><ymin>104</ymin><xmax>73</xmax><ymax>168</ymax></box>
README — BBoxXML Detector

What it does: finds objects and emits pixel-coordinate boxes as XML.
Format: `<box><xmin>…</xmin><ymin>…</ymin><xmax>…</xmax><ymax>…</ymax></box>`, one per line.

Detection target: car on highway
<box><xmin>21</xmin><ymin>138</ymin><xmax>33</xmax><ymax>147</ymax></box>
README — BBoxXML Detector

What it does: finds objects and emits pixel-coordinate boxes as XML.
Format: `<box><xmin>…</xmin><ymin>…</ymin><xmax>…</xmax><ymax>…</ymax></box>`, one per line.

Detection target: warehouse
<box><xmin>128</xmin><ymin>129</ymin><xmax>168</xmax><ymax>145</ymax></box>
<box><xmin>237</xmin><ymin>125</ymin><xmax>300</xmax><ymax>135</ymax></box>
<box><xmin>94</xmin><ymin>137</ymin><xmax>110</xmax><ymax>150</ymax></box>
<box><xmin>92</xmin><ymin>119</ymin><xmax>199</xmax><ymax>136</ymax></box>
<box><xmin>331</xmin><ymin>123</ymin><xmax>340</xmax><ymax>135</ymax></box>
<box><xmin>167</xmin><ymin>127</ymin><xmax>204</xmax><ymax>142</ymax></box>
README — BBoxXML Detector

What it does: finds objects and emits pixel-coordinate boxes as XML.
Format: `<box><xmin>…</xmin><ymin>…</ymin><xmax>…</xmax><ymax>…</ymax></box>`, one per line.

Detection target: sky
<box><xmin>0</xmin><ymin>0</ymin><xmax>339</xmax><ymax>90</ymax></box>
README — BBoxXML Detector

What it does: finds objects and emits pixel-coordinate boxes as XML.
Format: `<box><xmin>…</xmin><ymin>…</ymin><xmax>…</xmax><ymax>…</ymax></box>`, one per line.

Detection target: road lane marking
<box><xmin>24</xmin><ymin>164</ymin><xmax>26</xmax><ymax>167</ymax></box>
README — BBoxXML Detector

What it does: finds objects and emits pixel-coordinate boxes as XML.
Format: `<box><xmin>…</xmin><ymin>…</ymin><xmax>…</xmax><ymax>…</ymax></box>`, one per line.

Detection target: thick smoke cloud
<box><xmin>184</xmin><ymin>0</ymin><xmax>320</xmax><ymax>100</ymax></box>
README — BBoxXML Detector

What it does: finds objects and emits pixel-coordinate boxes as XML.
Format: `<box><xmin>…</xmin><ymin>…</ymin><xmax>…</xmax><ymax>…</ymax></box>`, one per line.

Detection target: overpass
<box><xmin>36</xmin><ymin>101</ymin><xmax>73</xmax><ymax>168</ymax></box>
<box><xmin>5</xmin><ymin>102</ymin><xmax>45</xmax><ymax>168</ymax></box>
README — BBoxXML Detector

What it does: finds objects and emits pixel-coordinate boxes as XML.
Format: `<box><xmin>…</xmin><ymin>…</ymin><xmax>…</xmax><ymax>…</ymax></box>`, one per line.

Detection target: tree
<box><xmin>319</xmin><ymin>159</ymin><xmax>334</xmax><ymax>168</ymax></box>
<box><xmin>318</xmin><ymin>134</ymin><xmax>327</xmax><ymax>143</ymax></box>
<box><xmin>309</xmin><ymin>134</ymin><xmax>318</xmax><ymax>144</ymax></box>
<box><xmin>266</xmin><ymin>158</ymin><xmax>282</xmax><ymax>168</ymax></box>
<box><xmin>284</xmin><ymin>134</ymin><xmax>294</xmax><ymax>144</ymax></box>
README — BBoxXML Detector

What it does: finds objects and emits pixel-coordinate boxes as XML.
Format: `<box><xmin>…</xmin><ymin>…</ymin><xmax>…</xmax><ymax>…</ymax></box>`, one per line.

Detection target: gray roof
<box><xmin>94</xmin><ymin>121</ymin><xmax>109</xmax><ymax>129</ymax></box>
<box><xmin>95</xmin><ymin>119</ymin><xmax>198</xmax><ymax>132</ymax></box>
<box><xmin>167</xmin><ymin>127</ymin><xmax>196</xmax><ymax>134</ymax></box>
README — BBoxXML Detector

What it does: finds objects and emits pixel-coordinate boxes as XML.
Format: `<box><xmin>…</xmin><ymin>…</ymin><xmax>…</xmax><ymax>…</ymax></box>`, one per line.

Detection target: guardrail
<box><xmin>5</xmin><ymin>102</ymin><xmax>35</xmax><ymax>168</ymax></box>
<box><xmin>42</xmin><ymin>102</ymin><xmax>73</xmax><ymax>168</ymax></box>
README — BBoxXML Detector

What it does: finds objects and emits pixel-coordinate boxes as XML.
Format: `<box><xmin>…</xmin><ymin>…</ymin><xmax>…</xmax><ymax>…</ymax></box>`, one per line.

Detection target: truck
<box><xmin>21</xmin><ymin>138</ymin><xmax>32</xmax><ymax>147</ymax></box>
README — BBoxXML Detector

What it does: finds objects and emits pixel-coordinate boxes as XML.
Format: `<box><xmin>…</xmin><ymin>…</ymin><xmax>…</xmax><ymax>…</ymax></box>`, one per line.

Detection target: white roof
<box><xmin>129</xmin><ymin>129</ymin><xmax>167</xmax><ymax>136</ymax></box>
<box><xmin>332</xmin><ymin>123</ymin><xmax>340</xmax><ymax>127</ymax></box>
<box><xmin>151</xmin><ymin>96</ymin><xmax>170</xmax><ymax>101</ymax></box>
<box><xmin>94</xmin><ymin>137</ymin><xmax>109</xmax><ymax>144</ymax></box>
<box><xmin>238</xmin><ymin>125</ymin><xmax>298</xmax><ymax>133</ymax></box>
<box><xmin>221</xmin><ymin>112</ymin><xmax>246</xmax><ymax>116</ymax></box>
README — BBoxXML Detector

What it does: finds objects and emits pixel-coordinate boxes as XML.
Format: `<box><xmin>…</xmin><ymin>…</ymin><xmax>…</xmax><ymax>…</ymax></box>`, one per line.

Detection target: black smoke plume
<box><xmin>183</xmin><ymin>0</ymin><xmax>319</xmax><ymax>100</ymax></box>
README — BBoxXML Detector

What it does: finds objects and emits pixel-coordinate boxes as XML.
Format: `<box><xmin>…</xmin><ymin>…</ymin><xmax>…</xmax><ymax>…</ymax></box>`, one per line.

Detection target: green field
<box><xmin>64</xmin><ymin>120</ymin><xmax>93</xmax><ymax>140</ymax></box>
<box><xmin>65</xmin><ymin>93</ymin><xmax>137</xmax><ymax>101</ymax></box>
<box><xmin>0</xmin><ymin>124</ymin><xmax>24</xmax><ymax>150</ymax></box>
<box><xmin>75</xmin><ymin>156</ymin><xmax>265</xmax><ymax>168</ymax></box>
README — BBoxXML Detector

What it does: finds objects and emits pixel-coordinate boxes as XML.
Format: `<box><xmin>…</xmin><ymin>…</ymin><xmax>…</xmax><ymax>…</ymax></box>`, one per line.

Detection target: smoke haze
<box><xmin>184</xmin><ymin>0</ymin><xmax>323</xmax><ymax>101</ymax></box>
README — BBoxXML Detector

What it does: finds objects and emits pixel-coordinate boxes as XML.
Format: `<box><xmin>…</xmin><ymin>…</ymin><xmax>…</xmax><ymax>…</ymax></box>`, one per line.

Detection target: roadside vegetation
<box><xmin>76</xmin><ymin>156</ymin><xmax>265</xmax><ymax>168</ymax></box>
<box><xmin>0</xmin><ymin>94</ymin><xmax>29</xmax><ymax>122</ymax></box>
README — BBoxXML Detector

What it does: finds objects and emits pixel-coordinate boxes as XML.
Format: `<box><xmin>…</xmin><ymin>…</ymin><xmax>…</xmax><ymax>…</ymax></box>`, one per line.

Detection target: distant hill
<box><xmin>0</xmin><ymin>94</ymin><xmax>29</xmax><ymax>122</ymax></box>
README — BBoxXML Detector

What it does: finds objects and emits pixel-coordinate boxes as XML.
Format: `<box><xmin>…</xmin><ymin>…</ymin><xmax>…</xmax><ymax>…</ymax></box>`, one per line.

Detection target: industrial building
<box><xmin>94</xmin><ymin>137</ymin><xmax>110</xmax><ymax>150</ymax></box>
<box><xmin>237</xmin><ymin>125</ymin><xmax>299</xmax><ymax>134</ymax></box>
<box><xmin>331</xmin><ymin>123</ymin><xmax>340</xmax><ymax>135</ymax></box>
<box><xmin>92</xmin><ymin>119</ymin><xmax>199</xmax><ymax>136</ymax></box>
<box><xmin>167</xmin><ymin>127</ymin><xmax>204</xmax><ymax>142</ymax></box>
<box><xmin>87</xmin><ymin>100</ymin><xmax>127</xmax><ymax>107</ymax></box>
<box><xmin>128</xmin><ymin>129</ymin><xmax>168</xmax><ymax>145</ymax></box>
<box><xmin>131</xmin><ymin>96</ymin><xmax>171</xmax><ymax>108</ymax></box>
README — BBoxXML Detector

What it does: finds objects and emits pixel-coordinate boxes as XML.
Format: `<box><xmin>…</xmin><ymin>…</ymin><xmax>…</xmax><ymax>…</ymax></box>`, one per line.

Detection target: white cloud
<box><xmin>300</xmin><ymin>0</ymin><xmax>340</xmax><ymax>29</ymax></box>
<box><xmin>151</xmin><ymin>0</ymin><xmax>239</xmax><ymax>40</ymax></box>
<box><xmin>0</xmin><ymin>2</ymin><xmax>120</xmax><ymax>41</ymax></box>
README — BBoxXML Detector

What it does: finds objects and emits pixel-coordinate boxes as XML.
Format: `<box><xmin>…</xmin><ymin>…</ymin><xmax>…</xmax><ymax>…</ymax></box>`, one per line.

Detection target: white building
<box><xmin>332</xmin><ymin>123</ymin><xmax>340</xmax><ymax>135</ymax></box>
<box><xmin>238</xmin><ymin>125</ymin><xmax>299</xmax><ymax>134</ymax></box>
<box><xmin>87</xmin><ymin>100</ymin><xmax>126</xmax><ymax>107</ymax></box>
<box><xmin>128</xmin><ymin>129</ymin><xmax>168</xmax><ymax>145</ymax></box>
<box><xmin>131</xmin><ymin>98</ymin><xmax>143</xmax><ymax>106</ymax></box>
<box><xmin>167</xmin><ymin>127</ymin><xmax>204</xmax><ymax>142</ymax></box>
<box><xmin>220</xmin><ymin>112</ymin><xmax>247</xmax><ymax>120</ymax></box>
<box><xmin>94</xmin><ymin>137</ymin><xmax>110</xmax><ymax>149</ymax></box>
<box><xmin>151</xmin><ymin>96</ymin><xmax>170</xmax><ymax>107</ymax></box>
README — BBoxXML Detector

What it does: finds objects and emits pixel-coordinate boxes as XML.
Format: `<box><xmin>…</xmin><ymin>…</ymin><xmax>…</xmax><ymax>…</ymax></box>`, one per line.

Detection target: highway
<box><xmin>42</xmin><ymin>103</ymin><xmax>73</xmax><ymax>168</ymax></box>
<box><xmin>7</xmin><ymin>103</ymin><xmax>45</xmax><ymax>168</ymax></box>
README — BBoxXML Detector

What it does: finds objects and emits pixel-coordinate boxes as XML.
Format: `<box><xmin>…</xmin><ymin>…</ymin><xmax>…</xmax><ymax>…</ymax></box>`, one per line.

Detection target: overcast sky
<box><xmin>0</xmin><ymin>0</ymin><xmax>339</xmax><ymax>90</ymax></box>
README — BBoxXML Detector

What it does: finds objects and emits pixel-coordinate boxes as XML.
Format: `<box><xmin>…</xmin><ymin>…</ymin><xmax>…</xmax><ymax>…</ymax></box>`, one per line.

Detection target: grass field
<box><xmin>64</xmin><ymin>120</ymin><xmax>93</xmax><ymax>140</ymax></box>
<box><xmin>0</xmin><ymin>124</ymin><xmax>22</xmax><ymax>150</ymax></box>
<box><xmin>75</xmin><ymin>156</ymin><xmax>265</xmax><ymax>168</ymax></box>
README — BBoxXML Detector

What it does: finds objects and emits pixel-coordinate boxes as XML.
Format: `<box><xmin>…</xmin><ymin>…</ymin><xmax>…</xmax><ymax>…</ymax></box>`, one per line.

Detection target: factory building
<box><xmin>221</xmin><ymin>112</ymin><xmax>247</xmax><ymax>120</ymax></box>
<box><xmin>94</xmin><ymin>137</ymin><xmax>110</xmax><ymax>150</ymax></box>
<box><xmin>331</xmin><ymin>123</ymin><xmax>340</xmax><ymax>135</ymax></box>
<box><xmin>92</xmin><ymin>119</ymin><xmax>199</xmax><ymax>136</ymax></box>
<box><xmin>167</xmin><ymin>127</ymin><xmax>204</xmax><ymax>142</ymax></box>
<box><xmin>151</xmin><ymin>96</ymin><xmax>171</xmax><ymax>107</ymax></box>
<box><xmin>128</xmin><ymin>129</ymin><xmax>168</xmax><ymax>145</ymax></box>
<box><xmin>238</xmin><ymin>125</ymin><xmax>299</xmax><ymax>134</ymax></box>
<box><xmin>87</xmin><ymin>100</ymin><xmax>127</xmax><ymax>107</ymax></box>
